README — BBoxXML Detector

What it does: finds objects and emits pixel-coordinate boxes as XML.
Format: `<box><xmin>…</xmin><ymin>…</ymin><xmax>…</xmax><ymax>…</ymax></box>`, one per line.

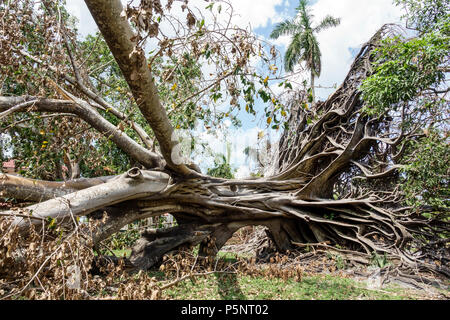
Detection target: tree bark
<box><xmin>6</xmin><ymin>168</ymin><xmax>169</xmax><ymax>231</ymax></box>
<box><xmin>0</xmin><ymin>173</ymin><xmax>115</xmax><ymax>202</ymax></box>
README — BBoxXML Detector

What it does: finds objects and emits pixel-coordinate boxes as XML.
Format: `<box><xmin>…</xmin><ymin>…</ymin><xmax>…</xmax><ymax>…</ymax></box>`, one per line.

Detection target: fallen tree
<box><xmin>0</xmin><ymin>0</ymin><xmax>448</xmax><ymax>277</ymax></box>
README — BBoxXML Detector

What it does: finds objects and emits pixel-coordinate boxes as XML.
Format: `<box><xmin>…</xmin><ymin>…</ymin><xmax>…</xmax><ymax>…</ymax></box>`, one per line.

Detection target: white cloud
<box><xmin>226</xmin><ymin>0</ymin><xmax>284</xmax><ymax>29</ymax></box>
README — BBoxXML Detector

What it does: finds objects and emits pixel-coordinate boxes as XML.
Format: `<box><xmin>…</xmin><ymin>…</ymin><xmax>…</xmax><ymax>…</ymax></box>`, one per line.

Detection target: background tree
<box><xmin>207</xmin><ymin>142</ymin><xmax>235</xmax><ymax>179</ymax></box>
<box><xmin>360</xmin><ymin>0</ymin><xmax>449</xmax><ymax>213</ymax></box>
<box><xmin>270</xmin><ymin>0</ymin><xmax>340</xmax><ymax>102</ymax></box>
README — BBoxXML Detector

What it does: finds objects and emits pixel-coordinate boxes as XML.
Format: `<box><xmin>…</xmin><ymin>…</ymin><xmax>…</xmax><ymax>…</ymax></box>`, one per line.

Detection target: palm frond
<box><xmin>314</xmin><ymin>15</ymin><xmax>341</xmax><ymax>33</ymax></box>
<box><xmin>270</xmin><ymin>19</ymin><xmax>302</xmax><ymax>39</ymax></box>
<box><xmin>297</xmin><ymin>0</ymin><xmax>313</xmax><ymax>29</ymax></box>
<box><xmin>284</xmin><ymin>33</ymin><xmax>303</xmax><ymax>72</ymax></box>
<box><xmin>296</xmin><ymin>0</ymin><xmax>309</xmax><ymax>12</ymax></box>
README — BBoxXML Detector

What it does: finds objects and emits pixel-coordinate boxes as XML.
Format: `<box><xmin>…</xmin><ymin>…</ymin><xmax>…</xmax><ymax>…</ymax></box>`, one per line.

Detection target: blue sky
<box><xmin>66</xmin><ymin>0</ymin><xmax>404</xmax><ymax>177</ymax></box>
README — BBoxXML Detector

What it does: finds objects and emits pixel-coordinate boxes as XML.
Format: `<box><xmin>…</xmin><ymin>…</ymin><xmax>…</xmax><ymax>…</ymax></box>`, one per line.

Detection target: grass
<box><xmin>107</xmin><ymin>249</ymin><xmax>439</xmax><ymax>300</ymax></box>
<box><xmin>161</xmin><ymin>273</ymin><xmax>415</xmax><ymax>300</ymax></box>
<box><xmin>108</xmin><ymin>248</ymin><xmax>246</xmax><ymax>261</ymax></box>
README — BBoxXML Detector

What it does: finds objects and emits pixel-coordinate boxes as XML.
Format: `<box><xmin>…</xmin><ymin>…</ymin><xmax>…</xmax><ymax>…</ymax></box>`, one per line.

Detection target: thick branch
<box><xmin>6</xmin><ymin>168</ymin><xmax>169</xmax><ymax>231</ymax></box>
<box><xmin>0</xmin><ymin>96</ymin><xmax>163</xmax><ymax>169</ymax></box>
<box><xmin>0</xmin><ymin>173</ymin><xmax>113</xmax><ymax>202</ymax></box>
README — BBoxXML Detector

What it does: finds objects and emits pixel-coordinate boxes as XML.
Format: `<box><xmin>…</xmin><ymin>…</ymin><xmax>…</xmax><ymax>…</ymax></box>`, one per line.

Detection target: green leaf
<box><xmin>284</xmin><ymin>82</ymin><xmax>293</xmax><ymax>89</ymax></box>
<box><xmin>47</xmin><ymin>217</ymin><xmax>56</xmax><ymax>230</ymax></box>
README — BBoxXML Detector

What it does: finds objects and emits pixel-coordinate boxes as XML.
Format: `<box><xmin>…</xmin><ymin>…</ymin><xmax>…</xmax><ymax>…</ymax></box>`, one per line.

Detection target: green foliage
<box><xmin>82</xmin><ymin>34</ymin><xmax>205</xmax><ymax>131</ymax></box>
<box><xmin>207</xmin><ymin>141</ymin><xmax>235</xmax><ymax>179</ymax></box>
<box><xmin>361</xmin><ymin>27</ymin><xmax>449</xmax><ymax>116</ymax></box>
<box><xmin>324</xmin><ymin>212</ymin><xmax>335</xmax><ymax>220</ymax></box>
<box><xmin>371</xmin><ymin>252</ymin><xmax>390</xmax><ymax>268</ymax></box>
<box><xmin>400</xmin><ymin>130</ymin><xmax>449</xmax><ymax>211</ymax></box>
<box><xmin>393</xmin><ymin>0</ymin><xmax>450</xmax><ymax>33</ymax></box>
<box><xmin>358</xmin><ymin>0</ymin><xmax>449</xmax><ymax>218</ymax></box>
<box><xmin>361</xmin><ymin>0</ymin><xmax>449</xmax><ymax>116</ymax></box>
<box><xmin>326</xmin><ymin>252</ymin><xmax>347</xmax><ymax>269</ymax></box>
<box><xmin>150</xmin><ymin>53</ymin><xmax>207</xmax><ymax>130</ymax></box>
<box><xmin>102</xmin><ymin>228</ymin><xmax>140</xmax><ymax>251</ymax></box>
<box><xmin>207</xmin><ymin>154</ymin><xmax>235</xmax><ymax>179</ymax></box>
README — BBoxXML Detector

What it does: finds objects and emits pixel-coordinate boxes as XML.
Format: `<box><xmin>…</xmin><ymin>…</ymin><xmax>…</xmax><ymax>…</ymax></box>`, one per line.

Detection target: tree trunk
<box><xmin>6</xmin><ymin>168</ymin><xmax>169</xmax><ymax>231</ymax></box>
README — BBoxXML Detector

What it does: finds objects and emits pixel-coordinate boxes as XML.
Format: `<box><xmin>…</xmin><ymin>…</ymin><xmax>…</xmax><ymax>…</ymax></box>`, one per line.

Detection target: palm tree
<box><xmin>270</xmin><ymin>0</ymin><xmax>340</xmax><ymax>103</ymax></box>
